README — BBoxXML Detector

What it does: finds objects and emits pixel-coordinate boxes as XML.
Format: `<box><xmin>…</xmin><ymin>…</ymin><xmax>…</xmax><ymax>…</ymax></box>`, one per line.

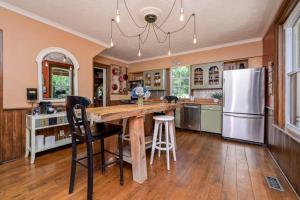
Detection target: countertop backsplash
<box><xmin>193</xmin><ymin>89</ymin><xmax>223</xmax><ymax>99</ymax></box>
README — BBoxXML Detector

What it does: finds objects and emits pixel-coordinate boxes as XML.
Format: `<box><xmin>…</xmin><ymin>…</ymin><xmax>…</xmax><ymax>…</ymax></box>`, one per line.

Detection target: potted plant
<box><xmin>211</xmin><ymin>92</ymin><xmax>223</xmax><ymax>103</ymax></box>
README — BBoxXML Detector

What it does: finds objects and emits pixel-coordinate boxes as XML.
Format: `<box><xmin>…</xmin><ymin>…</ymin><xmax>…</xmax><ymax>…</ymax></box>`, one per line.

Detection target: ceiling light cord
<box><xmin>157</xmin><ymin>0</ymin><xmax>177</xmax><ymax>28</ymax></box>
<box><xmin>123</xmin><ymin>0</ymin><xmax>147</xmax><ymax>28</ymax></box>
<box><xmin>152</xmin><ymin>24</ymin><xmax>169</xmax><ymax>43</ymax></box>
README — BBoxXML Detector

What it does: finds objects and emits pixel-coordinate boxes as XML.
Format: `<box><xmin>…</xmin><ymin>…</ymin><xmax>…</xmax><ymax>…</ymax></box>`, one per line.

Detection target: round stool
<box><xmin>150</xmin><ymin>115</ymin><xmax>176</xmax><ymax>170</ymax></box>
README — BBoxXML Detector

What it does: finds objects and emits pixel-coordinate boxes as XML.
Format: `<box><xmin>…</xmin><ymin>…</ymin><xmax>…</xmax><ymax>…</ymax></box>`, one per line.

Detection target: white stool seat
<box><xmin>153</xmin><ymin>115</ymin><xmax>174</xmax><ymax>121</ymax></box>
<box><xmin>150</xmin><ymin>115</ymin><xmax>176</xmax><ymax>170</ymax></box>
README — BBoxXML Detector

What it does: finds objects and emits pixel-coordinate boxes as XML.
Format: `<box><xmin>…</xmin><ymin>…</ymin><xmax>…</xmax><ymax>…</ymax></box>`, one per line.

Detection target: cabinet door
<box><xmin>206</xmin><ymin>62</ymin><xmax>223</xmax><ymax>89</ymax></box>
<box><xmin>151</xmin><ymin>69</ymin><xmax>165</xmax><ymax>90</ymax></box>
<box><xmin>143</xmin><ymin>71</ymin><xmax>152</xmax><ymax>89</ymax></box>
<box><xmin>201</xmin><ymin>108</ymin><xmax>222</xmax><ymax>134</ymax></box>
<box><xmin>191</xmin><ymin>64</ymin><xmax>207</xmax><ymax>89</ymax></box>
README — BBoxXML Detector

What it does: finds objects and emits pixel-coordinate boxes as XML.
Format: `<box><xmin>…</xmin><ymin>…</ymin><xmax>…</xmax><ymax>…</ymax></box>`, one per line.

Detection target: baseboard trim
<box><xmin>268</xmin><ymin>149</ymin><xmax>300</xmax><ymax>200</ymax></box>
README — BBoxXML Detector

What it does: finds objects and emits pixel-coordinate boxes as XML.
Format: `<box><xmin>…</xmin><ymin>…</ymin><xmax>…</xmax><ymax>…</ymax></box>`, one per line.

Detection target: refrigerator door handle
<box><xmin>223</xmin><ymin>78</ymin><xmax>225</xmax><ymax>108</ymax></box>
<box><xmin>223</xmin><ymin>113</ymin><xmax>263</xmax><ymax>119</ymax></box>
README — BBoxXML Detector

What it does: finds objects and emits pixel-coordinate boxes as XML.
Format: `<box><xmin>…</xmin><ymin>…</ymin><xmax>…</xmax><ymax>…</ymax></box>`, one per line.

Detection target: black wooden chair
<box><xmin>66</xmin><ymin>96</ymin><xmax>124</xmax><ymax>200</ymax></box>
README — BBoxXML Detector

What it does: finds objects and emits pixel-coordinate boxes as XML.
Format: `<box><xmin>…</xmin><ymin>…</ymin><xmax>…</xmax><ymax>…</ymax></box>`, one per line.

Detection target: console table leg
<box><xmin>30</xmin><ymin>129</ymin><xmax>36</xmax><ymax>164</ymax></box>
<box><xmin>25</xmin><ymin>128</ymin><xmax>30</xmax><ymax>158</ymax></box>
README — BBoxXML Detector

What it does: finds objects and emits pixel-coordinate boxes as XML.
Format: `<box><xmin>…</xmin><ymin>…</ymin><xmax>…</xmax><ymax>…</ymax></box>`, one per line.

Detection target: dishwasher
<box><xmin>181</xmin><ymin>104</ymin><xmax>201</xmax><ymax>131</ymax></box>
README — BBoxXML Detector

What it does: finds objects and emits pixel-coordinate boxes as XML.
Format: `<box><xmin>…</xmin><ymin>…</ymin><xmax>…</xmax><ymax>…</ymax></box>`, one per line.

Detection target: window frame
<box><xmin>284</xmin><ymin>1</ymin><xmax>300</xmax><ymax>137</ymax></box>
<box><xmin>170</xmin><ymin>66</ymin><xmax>191</xmax><ymax>98</ymax></box>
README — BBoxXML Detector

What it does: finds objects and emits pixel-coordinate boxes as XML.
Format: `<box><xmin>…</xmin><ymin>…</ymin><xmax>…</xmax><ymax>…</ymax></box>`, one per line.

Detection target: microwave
<box><xmin>128</xmin><ymin>80</ymin><xmax>144</xmax><ymax>91</ymax></box>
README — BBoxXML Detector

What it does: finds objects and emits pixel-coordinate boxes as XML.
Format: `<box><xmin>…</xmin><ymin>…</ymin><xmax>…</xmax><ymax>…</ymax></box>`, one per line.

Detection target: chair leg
<box><xmin>169</xmin><ymin>121</ymin><xmax>176</xmax><ymax>161</ymax></box>
<box><xmin>150</xmin><ymin>121</ymin><xmax>159</xmax><ymax>165</ymax></box>
<box><xmin>118</xmin><ymin>132</ymin><xmax>124</xmax><ymax>185</ymax></box>
<box><xmin>100</xmin><ymin>138</ymin><xmax>105</xmax><ymax>174</ymax></box>
<box><xmin>87</xmin><ymin>141</ymin><xmax>94</xmax><ymax>200</ymax></box>
<box><xmin>158</xmin><ymin>123</ymin><xmax>162</xmax><ymax>158</ymax></box>
<box><xmin>69</xmin><ymin>137</ymin><xmax>77</xmax><ymax>194</ymax></box>
<box><xmin>165</xmin><ymin>122</ymin><xmax>170</xmax><ymax>170</ymax></box>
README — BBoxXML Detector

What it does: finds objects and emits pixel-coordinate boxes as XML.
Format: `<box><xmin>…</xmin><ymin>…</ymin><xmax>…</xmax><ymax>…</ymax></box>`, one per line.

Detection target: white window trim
<box><xmin>284</xmin><ymin>1</ymin><xmax>300</xmax><ymax>137</ymax></box>
<box><xmin>170</xmin><ymin>66</ymin><xmax>190</xmax><ymax>98</ymax></box>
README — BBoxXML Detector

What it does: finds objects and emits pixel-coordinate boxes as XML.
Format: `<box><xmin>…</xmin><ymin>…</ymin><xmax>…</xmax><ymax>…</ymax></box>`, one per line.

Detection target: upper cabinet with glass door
<box><xmin>143</xmin><ymin>69</ymin><xmax>166</xmax><ymax>90</ymax></box>
<box><xmin>191</xmin><ymin>62</ymin><xmax>223</xmax><ymax>89</ymax></box>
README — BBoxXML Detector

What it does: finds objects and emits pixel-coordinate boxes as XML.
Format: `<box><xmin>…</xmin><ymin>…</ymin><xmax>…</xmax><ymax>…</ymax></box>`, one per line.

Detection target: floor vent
<box><xmin>265</xmin><ymin>176</ymin><xmax>284</xmax><ymax>192</ymax></box>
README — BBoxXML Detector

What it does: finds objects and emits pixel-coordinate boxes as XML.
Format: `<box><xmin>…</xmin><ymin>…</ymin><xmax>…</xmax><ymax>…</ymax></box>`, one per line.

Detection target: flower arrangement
<box><xmin>131</xmin><ymin>86</ymin><xmax>151</xmax><ymax>106</ymax></box>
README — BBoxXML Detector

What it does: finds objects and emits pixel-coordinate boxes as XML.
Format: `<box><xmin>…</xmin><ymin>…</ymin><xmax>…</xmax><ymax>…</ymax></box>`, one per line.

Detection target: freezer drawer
<box><xmin>222</xmin><ymin>113</ymin><xmax>264</xmax><ymax>143</ymax></box>
<box><xmin>201</xmin><ymin>107</ymin><xmax>222</xmax><ymax>134</ymax></box>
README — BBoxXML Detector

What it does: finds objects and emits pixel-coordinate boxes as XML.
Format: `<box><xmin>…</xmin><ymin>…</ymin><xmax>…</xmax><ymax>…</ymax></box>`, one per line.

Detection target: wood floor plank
<box><xmin>0</xmin><ymin>130</ymin><xmax>298</xmax><ymax>200</ymax></box>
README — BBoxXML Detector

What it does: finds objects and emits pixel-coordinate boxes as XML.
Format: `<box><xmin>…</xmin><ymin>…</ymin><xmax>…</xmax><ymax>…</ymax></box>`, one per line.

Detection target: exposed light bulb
<box><xmin>116</xmin><ymin>9</ymin><xmax>120</xmax><ymax>23</ymax></box>
<box><xmin>193</xmin><ymin>35</ymin><xmax>197</xmax><ymax>44</ymax></box>
<box><xmin>180</xmin><ymin>8</ymin><xmax>184</xmax><ymax>22</ymax></box>
<box><xmin>45</xmin><ymin>61</ymin><xmax>49</xmax><ymax>67</ymax></box>
<box><xmin>63</xmin><ymin>56</ymin><xmax>67</xmax><ymax>63</ymax></box>
<box><xmin>110</xmin><ymin>38</ymin><xmax>114</xmax><ymax>47</ymax></box>
<box><xmin>138</xmin><ymin>49</ymin><xmax>141</xmax><ymax>57</ymax></box>
<box><xmin>168</xmin><ymin>48</ymin><xmax>171</xmax><ymax>56</ymax></box>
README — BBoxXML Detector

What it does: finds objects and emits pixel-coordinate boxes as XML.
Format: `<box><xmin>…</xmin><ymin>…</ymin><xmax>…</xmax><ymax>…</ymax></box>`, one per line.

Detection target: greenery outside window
<box><xmin>170</xmin><ymin>66</ymin><xmax>190</xmax><ymax>98</ymax></box>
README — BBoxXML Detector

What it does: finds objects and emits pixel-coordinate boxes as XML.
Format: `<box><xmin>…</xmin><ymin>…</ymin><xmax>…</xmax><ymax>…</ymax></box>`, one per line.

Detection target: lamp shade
<box><xmin>27</xmin><ymin>88</ymin><xmax>37</xmax><ymax>101</ymax></box>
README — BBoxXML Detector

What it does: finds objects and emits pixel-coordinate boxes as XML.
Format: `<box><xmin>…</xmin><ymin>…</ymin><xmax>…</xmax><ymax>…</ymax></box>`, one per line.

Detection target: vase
<box><xmin>213</xmin><ymin>98</ymin><xmax>219</xmax><ymax>103</ymax></box>
<box><xmin>138</xmin><ymin>96</ymin><xmax>144</xmax><ymax>106</ymax></box>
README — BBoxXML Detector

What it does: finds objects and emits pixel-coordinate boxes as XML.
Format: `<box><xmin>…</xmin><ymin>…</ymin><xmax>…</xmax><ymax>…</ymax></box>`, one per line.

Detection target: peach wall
<box><xmin>128</xmin><ymin>41</ymin><xmax>263</xmax><ymax>72</ymax></box>
<box><xmin>0</xmin><ymin>7</ymin><xmax>105</xmax><ymax>108</ymax></box>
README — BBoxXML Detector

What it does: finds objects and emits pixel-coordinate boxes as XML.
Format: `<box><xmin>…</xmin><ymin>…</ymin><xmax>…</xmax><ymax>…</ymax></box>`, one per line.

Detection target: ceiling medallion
<box><xmin>110</xmin><ymin>0</ymin><xmax>197</xmax><ymax>57</ymax></box>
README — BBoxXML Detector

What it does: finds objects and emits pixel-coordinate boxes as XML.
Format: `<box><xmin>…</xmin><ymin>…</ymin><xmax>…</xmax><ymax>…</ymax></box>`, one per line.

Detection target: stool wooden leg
<box><xmin>169</xmin><ymin>121</ymin><xmax>176</xmax><ymax>161</ymax></box>
<box><xmin>158</xmin><ymin>122</ymin><xmax>162</xmax><ymax>158</ymax></box>
<box><xmin>150</xmin><ymin>121</ymin><xmax>159</xmax><ymax>165</ymax></box>
<box><xmin>165</xmin><ymin>121</ymin><xmax>170</xmax><ymax>170</ymax></box>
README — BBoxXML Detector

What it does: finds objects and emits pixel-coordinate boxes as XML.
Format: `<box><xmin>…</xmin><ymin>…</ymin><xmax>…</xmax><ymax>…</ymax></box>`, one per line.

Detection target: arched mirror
<box><xmin>36</xmin><ymin>47</ymin><xmax>79</xmax><ymax>102</ymax></box>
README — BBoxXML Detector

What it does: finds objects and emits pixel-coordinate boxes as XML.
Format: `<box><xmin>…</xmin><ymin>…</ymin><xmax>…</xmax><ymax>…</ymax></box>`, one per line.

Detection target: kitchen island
<box><xmin>86</xmin><ymin>103</ymin><xmax>179</xmax><ymax>184</ymax></box>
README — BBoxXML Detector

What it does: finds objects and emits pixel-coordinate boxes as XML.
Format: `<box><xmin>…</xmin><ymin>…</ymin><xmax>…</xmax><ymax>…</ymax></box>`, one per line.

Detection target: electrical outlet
<box><xmin>59</xmin><ymin>130</ymin><xmax>65</xmax><ymax>137</ymax></box>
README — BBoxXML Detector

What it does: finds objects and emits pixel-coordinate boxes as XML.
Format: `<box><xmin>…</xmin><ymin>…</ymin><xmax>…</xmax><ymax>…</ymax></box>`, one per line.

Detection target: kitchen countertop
<box><xmin>145</xmin><ymin>98</ymin><xmax>222</xmax><ymax>106</ymax></box>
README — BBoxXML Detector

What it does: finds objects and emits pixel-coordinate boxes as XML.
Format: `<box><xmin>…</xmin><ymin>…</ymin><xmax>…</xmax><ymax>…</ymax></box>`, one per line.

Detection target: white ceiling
<box><xmin>0</xmin><ymin>0</ymin><xmax>282</xmax><ymax>62</ymax></box>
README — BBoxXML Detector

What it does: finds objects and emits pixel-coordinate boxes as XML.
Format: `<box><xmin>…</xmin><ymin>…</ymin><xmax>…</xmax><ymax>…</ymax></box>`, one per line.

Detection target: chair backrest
<box><xmin>66</xmin><ymin>96</ymin><xmax>92</xmax><ymax>140</ymax></box>
<box><xmin>162</xmin><ymin>96</ymin><xmax>179</xmax><ymax>103</ymax></box>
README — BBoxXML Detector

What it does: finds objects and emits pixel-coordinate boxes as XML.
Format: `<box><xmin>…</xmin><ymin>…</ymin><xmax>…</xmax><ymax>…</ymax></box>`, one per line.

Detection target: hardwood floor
<box><xmin>0</xmin><ymin>129</ymin><xmax>298</xmax><ymax>200</ymax></box>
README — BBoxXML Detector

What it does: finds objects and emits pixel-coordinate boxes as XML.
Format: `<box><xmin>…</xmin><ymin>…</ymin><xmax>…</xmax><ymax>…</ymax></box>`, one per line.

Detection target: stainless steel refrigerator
<box><xmin>222</xmin><ymin>68</ymin><xmax>265</xmax><ymax>143</ymax></box>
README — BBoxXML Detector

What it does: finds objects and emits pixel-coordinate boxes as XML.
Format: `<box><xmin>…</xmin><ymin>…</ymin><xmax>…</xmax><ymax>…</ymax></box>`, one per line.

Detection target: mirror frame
<box><xmin>36</xmin><ymin>47</ymin><xmax>79</xmax><ymax>103</ymax></box>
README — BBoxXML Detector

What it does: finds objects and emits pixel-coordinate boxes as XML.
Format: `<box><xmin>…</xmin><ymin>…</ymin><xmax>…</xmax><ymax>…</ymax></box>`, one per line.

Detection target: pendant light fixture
<box><xmin>110</xmin><ymin>19</ymin><xmax>114</xmax><ymax>47</ymax></box>
<box><xmin>138</xmin><ymin>34</ymin><xmax>142</xmax><ymax>57</ymax></box>
<box><xmin>109</xmin><ymin>0</ymin><xmax>197</xmax><ymax>57</ymax></box>
<box><xmin>180</xmin><ymin>0</ymin><xmax>184</xmax><ymax>22</ymax></box>
<box><xmin>115</xmin><ymin>0</ymin><xmax>120</xmax><ymax>23</ymax></box>
<box><xmin>193</xmin><ymin>13</ymin><xmax>197</xmax><ymax>44</ymax></box>
<box><xmin>168</xmin><ymin>32</ymin><xmax>171</xmax><ymax>56</ymax></box>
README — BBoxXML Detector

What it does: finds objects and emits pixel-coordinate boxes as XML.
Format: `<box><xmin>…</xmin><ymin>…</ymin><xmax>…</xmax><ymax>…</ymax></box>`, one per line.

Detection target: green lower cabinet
<box><xmin>201</xmin><ymin>105</ymin><xmax>222</xmax><ymax>134</ymax></box>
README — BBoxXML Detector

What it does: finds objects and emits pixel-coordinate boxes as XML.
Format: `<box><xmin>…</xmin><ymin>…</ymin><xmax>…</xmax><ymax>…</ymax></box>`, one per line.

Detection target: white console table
<box><xmin>25</xmin><ymin>112</ymin><xmax>70</xmax><ymax>164</ymax></box>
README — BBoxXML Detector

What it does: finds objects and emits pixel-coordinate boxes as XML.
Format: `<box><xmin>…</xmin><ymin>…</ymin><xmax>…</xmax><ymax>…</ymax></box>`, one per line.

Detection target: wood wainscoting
<box><xmin>266</xmin><ymin>108</ymin><xmax>300</xmax><ymax>197</ymax></box>
<box><xmin>0</xmin><ymin>108</ymin><xmax>70</xmax><ymax>163</ymax></box>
